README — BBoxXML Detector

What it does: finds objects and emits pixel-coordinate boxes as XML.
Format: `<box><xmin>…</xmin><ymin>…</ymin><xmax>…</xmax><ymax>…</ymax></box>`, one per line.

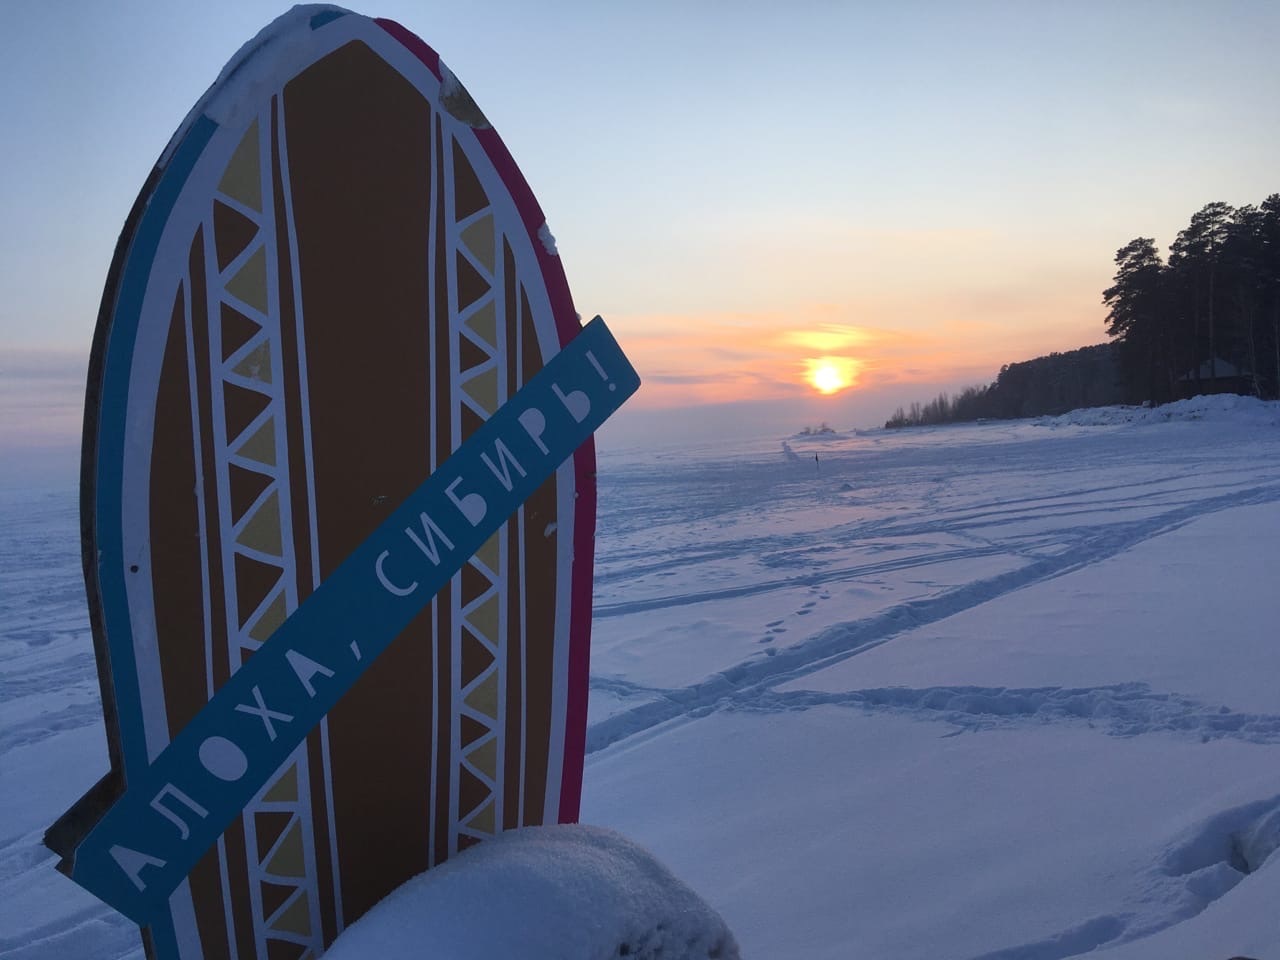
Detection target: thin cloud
<box><xmin>0</xmin><ymin>347</ymin><xmax>87</xmax><ymax>448</ymax></box>
<box><xmin>0</xmin><ymin>347</ymin><xmax>88</xmax><ymax>381</ymax></box>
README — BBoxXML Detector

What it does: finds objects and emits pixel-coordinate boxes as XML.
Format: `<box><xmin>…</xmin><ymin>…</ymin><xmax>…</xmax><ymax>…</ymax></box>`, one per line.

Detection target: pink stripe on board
<box><xmin>377</xmin><ymin>17</ymin><xmax>597</xmax><ymax>824</ymax></box>
<box><xmin>558</xmin><ymin>444</ymin><xmax>595</xmax><ymax>822</ymax></box>
<box><xmin>374</xmin><ymin>18</ymin><xmax>442</xmax><ymax>80</ymax></box>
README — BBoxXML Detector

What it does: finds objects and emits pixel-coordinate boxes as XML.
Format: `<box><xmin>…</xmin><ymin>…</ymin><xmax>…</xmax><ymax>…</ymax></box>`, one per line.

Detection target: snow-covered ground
<box><xmin>3</xmin><ymin>395</ymin><xmax>1280</xmax><ymax>958</ymax></box>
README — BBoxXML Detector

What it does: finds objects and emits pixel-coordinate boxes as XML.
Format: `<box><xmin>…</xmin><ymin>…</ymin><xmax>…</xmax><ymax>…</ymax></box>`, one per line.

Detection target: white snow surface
<box><xmin>4</xmin><ymin>394</ymin><xmax>1280</xmax><ymax>958</ymax></box>
<box><xmin>323</xmin><ymin>824</ymin><xmax>738</xmax><ymax>960</ymax></box>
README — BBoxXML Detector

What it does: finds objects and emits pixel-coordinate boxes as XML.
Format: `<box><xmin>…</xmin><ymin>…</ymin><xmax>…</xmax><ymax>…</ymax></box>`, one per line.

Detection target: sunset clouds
<box><xmin>4</xmin><ymin>2</ymin><xmax>1278</xmax><ymax>443</ymax></box>
<box><xmin>607</xmin><ymin>274</ymin><xmax>1105</xmax><ymax>414</ymax></box>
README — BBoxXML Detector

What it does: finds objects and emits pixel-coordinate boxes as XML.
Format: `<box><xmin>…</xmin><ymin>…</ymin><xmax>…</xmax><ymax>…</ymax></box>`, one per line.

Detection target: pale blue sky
<box><xmin>2</xmin><ymin>0</ymin><xmax>1278</xmax><ymax>445</ymax></box>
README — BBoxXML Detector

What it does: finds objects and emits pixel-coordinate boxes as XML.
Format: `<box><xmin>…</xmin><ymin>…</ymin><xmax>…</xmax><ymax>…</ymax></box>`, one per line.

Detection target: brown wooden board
<box><xmin>46</xmin><ymin>8</ymin><xmax>604</xmax><ymax>958</ymax></box>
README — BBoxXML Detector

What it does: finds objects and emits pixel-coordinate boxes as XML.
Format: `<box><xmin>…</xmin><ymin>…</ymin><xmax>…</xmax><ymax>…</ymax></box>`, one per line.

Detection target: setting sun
<box><xmin>805</xmin><ymin>356</ymin><xmax>859</xmax><ymax>395</ymax></box>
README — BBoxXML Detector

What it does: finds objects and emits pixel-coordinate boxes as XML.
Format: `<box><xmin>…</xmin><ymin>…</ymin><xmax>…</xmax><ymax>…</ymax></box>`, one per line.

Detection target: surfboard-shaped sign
<box><xmin>45</xmin><ymin>7</ymin><xmax>638</xmax><ymax>959</ymax></box>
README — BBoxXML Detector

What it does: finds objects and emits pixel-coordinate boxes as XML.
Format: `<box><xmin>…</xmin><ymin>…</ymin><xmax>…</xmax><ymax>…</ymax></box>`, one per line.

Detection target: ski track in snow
<box><xmin>588</xmin><ymin>479</ymin><xmax>1280</xmax><ymax>753</ymax></box>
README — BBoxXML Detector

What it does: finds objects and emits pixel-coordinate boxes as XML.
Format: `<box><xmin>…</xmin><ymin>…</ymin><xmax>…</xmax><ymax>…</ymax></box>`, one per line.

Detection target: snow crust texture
<box><xmin>584</xmin><ymin>396</ymin><xmax>1280</xmax><ymax>959</ymax></box>
<box><xmin>6</xmin><ymin>395</ymin><xmax>1280</xmax><ymax>959</ymax></box>
<box><xmin>321</xmin><ymin>825</ymin><xmax>739</xmax><ymax>960</ymax></box>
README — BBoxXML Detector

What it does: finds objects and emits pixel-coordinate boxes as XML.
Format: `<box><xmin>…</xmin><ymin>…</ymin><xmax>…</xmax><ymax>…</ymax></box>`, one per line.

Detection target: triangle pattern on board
<box><xmin>264</xmin><ymin>819</ymin><xmax>305</xmax><ymax>878</ymax></box>
<box><xmin>459</xmin><ymin>214</ymin><xmax>495</xmax><ymax>276</ymax></box>
<box><xmin>262</xmin><ymin>764</ymin><xmax>299</xmax><ymax>803</ymax></box>
<box><xmin>236</xmin><ymin>490</ymin><xmax>284</xmax><ymax>557</ymax></box>
<box><xmin>452</xmin><ymin>138</ymin><xmax>489</xmax><ymax>222</ymax></box>
<box><xmin>226</xmin><ymin>246</ymin><xmax>269</xmax><ymax>314</ymax></box>
<box><xmin>269</xmin><ymin>891</ymin><xmax>312</xmax><ymax>938</ymax></box>
<box><xmin>461</xmin><ymin>367</ymin><xmax>499</xmax><ymax>416</ymax></box>
<box><xmin>260</xmin><ymin>880</ymin><xmax>296</xmax><ymax>922</ymax></box>
<box><xmin>463</xmin><ymin>670</ymin><xmax>499</xmax><ymax>720</ymax></box>
<box><xmin>236</xmin><ymin>417</ymin><xmax>278</xmax><ymax>467</ymax></box>
<box><xmin>229</xmin><ymin>464</ymin><xmax>273</xmax><ymax>524</ymax></box>
<box><xmin>459</xmin><ymin>334</ymin><xmax>490</xmax><ymax>372</ymax></box>
<box><xmin>218</xmin><ymin>119</ymin><xmax>263</xmax><ymax>213</ymax></box>
<box><xmin>463</xmin><ymin>798</ymin><xmax>496</xmax><ymax>836</ymax></box>
<box><xmin>461</xmin><ymin>628</ymin><xmax>496</xmax><ymax>687</ymax></box>
<box><xmin>464</xmin><ymin>301</ymin><xmax>498</xmax><ymax>349</ymax></box>
<box><xmin>232</xmin><ymin>340</ymin><xmax>273</xmax><ymax>384</ymax></box>
<box><xmin>457</xmin><ymin>765</ymin><xmax>489</xmax><ymax>820</ymax></box>
<box><xmin>248</xmin><ymin>591</ymin><xmax>289</xmax><ymax>643</ymax></box>
<box><xmin>465</xmin><ymin>594</ymin><xmax>500</xmax><ymax>649</ymax></box>
<box><xmin>224</xmin><ymin>381</ymin><xmax>271</xmax><ymax>442</ymax></box>
<box><xmin>474</xmin><ymin>532</ymin><xmax>500</xmax><ymax>576</ymax></box>
<box><xmin>255</xmin><ymin>811</ymin><xmax>294</xmax><ymax>861</ymax></box>
<box><xmin>461</xmin><ymin>563</ymin><xmax>493</xmax><ymax>608</ymax></box>
<box><xmin>456</xmin><ymin>252</ymin><xmax>490</xmax><ymax>312</ymax></box>
<box><xmin>221</xmin><ymin>302</ymin><xmax>263</xmax><ymax>361</ymax></box>
<box><xmin>460</xmin><ymin>713</ymin><xmax>489</xmax><ymax>748</ymax></box>
<box><xmin>466</xmin><ymin>737</ymin><xmax>498</xmax><ymax>782</ymax></box>
<box><xmin>213</xmin><ymin>200</ymin><xmax>260</xmax><ymax>273</ymax></box>
<box><xmin>233</xmin><ymin>552</ymin><xmax>283</xmax><ymax>629</ymax></box>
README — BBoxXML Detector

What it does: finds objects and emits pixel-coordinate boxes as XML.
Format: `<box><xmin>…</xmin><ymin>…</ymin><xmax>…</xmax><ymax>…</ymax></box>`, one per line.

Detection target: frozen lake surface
<box><xmin>4</xmin><ymin>394</ymin><xmax>1280</xmax><ymax>958</ymax></box>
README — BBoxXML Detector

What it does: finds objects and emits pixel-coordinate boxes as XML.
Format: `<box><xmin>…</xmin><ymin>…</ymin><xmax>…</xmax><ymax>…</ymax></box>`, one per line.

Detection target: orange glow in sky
<box><xmin>806</xmin><ymin>357</ymin><xmax>859</xmax><ymax>395</ymax></box>
<box><xmin>4</xmin><ymin>3</ymin><xmax>1276</xmax><ymax>443</ymax></box>
<box><xmin>607</xmin><ymin>290</ymin><xmax>1102</xmax><ymax>419</ymax></box>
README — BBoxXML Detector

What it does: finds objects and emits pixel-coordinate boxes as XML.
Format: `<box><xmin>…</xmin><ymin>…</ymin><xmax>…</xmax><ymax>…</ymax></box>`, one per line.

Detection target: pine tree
<box><xmin>1103</xmin><ymin>238</ymin><xmax>1168</xmax><ymax>402</ymax></box>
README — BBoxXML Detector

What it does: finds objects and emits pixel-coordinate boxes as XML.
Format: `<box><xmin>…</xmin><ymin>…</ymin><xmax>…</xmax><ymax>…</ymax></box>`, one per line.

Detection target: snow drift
<box><xmin>321</xmin><ymin>825</ymin><xmax>738</xmax><ymax>960</ymax></box>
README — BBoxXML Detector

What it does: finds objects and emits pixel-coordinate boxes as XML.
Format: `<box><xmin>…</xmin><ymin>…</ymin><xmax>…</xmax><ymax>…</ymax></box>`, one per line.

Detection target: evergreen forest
<box><xmin>885</xmin><ymin>194</ymin><xmax>1280</xmax><ymax>429</ymax></box>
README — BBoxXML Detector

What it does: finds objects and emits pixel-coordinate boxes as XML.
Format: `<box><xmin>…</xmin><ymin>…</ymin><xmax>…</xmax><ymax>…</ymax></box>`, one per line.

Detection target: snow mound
<box><xmin>323</xmin><ymin>824</ymin><xmax>739</xmax><ymax>960</ymax></box>
<box><xmin>1037</xmin><ymin>394</ymin><xmax>1280</xmax><ymax>429</ymax></box>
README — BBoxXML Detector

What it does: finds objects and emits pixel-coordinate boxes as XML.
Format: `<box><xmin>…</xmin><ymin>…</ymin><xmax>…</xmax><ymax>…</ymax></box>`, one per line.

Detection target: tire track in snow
<box><xmin>587</xmin><ymin>481</ymin><xmax>1280</xmax><ymax>754</ymax></box>
<box><xmin>733</xmin><ymin>683</ymin><xmax>1280</xmax><ymax>745</ymax></box>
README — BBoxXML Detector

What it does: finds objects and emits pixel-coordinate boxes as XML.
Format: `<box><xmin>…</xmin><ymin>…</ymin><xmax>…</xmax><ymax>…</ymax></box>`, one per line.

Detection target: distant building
<box><xmin>1175</xmin><ymin>358</ymin><xmax>1253</xmax><ymax>399</ymax></box>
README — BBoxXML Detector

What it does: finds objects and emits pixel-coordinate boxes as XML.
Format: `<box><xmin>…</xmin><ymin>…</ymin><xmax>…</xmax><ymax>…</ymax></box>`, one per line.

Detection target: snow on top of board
<box><xmin>161</xmin><ymin>5</ymin><xmax>351</xmax><ymax>165</ymax></box>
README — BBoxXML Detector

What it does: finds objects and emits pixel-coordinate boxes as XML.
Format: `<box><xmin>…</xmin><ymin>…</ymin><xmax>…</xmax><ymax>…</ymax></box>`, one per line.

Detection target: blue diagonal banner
<box><xmin>70</xmin><ymin>315</ymin><xmax>638</xmax><ymax>924</ymax></box>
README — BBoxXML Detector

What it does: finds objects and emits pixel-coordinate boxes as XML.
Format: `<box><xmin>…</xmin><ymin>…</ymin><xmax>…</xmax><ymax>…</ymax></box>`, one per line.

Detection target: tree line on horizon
<box><xmin>885</xmin><ymin>194</ymin><xmax>1280</xmax><ymax>429</ymax></box>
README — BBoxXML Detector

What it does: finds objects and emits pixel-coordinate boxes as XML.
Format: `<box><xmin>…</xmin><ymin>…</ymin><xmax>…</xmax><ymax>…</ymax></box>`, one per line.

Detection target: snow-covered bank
<box><xmin>4</xmin><ymin>398</ymin><xmax>1280</xmax><ymax>958</ymax></box>
<box><xmin>1035</xmin><ymin>392</ymin><xmax>1280</xmax><ymax>429</ymax></box>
